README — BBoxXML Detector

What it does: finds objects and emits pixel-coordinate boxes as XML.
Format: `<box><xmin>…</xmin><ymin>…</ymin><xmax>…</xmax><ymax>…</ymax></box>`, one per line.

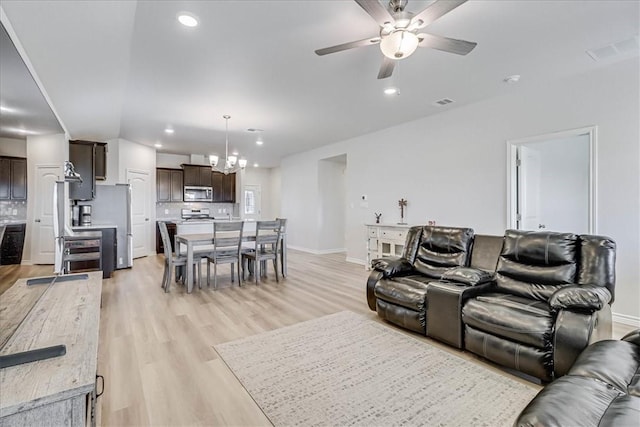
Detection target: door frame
<box><xmin>32</xmin><ymin>164</ymin><xmax>63</xmax><ymax>264</ymax></box>
<box><xmin>126</xmin><ymin>168</ymin><xmax>151</xmax><ymax>258</ymax></box>
<box><xmin>506</xmin><ymin>125</ymin><xmax>597</xmax><ymax>233</ymax></box>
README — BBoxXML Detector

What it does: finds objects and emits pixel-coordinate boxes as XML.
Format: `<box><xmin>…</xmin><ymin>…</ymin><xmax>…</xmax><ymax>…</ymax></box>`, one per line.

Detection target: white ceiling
<box><xmin>0</xmin><ymin>1</ymin><xmax>638</xmax><ymax>167</ymax></box>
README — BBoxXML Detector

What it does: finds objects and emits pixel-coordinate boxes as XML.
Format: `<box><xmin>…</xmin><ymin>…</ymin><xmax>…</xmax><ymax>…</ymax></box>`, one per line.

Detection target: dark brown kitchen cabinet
<box><xmin>211</xmin><ymin>172</ymin><xmax>236</xmax><ymax>203</ymax></box>
<box><xmin>182</xmin><ymin>164</ymin><xmax>212</xmax><ymax>187</ymax></box>
<box><xmin>157</xmin><ymin>168</ymin><xmax>183</xmax><ymax>202</ymax></box>
<box><xmin>0</xmin><ymin>156</ymin><xmax>27</xmax><ymax>200</ymax></box>
<box><xmin>0</xmin><ymin>223</ymin><xmax>26</xmax><ymax>265</ymax></box>
<box><xmin>69</xmin><ymin>141</ymin><xmax>96</xmax><ymax>200</ymax></box>
<box><xmin>94</xmin><ymin>143</ymin><xmax>107</xmax><ymax>180</ymax></box>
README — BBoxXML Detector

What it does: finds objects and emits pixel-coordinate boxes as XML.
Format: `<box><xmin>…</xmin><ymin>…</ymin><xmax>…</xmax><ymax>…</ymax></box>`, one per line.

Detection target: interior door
<box><xmin>32</xmin><ymin>165</ymin><xmax>62</xmax><ymax>264</ymax></box>
<box><xmin>517</xmin><ymin>145</ymin><xmax>542</xmax><ymax>230</ymax></box>
<box><xmin>243</xmin><ymin>184</ymin><xmax>262</xmax><ymax>221</ymax></box>
<box><xmin>127</xmin><ymin>169</ymin><xmax>150</xmax><ymax>258</ymax></box>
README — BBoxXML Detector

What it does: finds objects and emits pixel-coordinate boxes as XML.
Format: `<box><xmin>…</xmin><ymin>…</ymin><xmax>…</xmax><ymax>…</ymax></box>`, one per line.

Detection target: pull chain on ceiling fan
<box><xmin>315</xmin><ymin>0</ymin><xmax>477</xmax><ymax>79</ymax></box>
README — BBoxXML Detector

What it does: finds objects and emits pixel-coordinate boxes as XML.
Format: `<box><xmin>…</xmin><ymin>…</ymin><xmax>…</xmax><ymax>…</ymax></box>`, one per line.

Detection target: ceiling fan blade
<box><xmin>411</xmin><ymin>0</ymin><xmax>468</xmax><ymax>29</ymax></box>
<box><xmin>315</xmin><ymin>36</ymin><xmax>381</xmax><ymax>56</ymax></box>
<box><xmin>354</xmin><ymin>0</ymin><xmax>395</xmax><ymax>27</ymax></box>
<box><xmin>418</xmin><ymin>33</ymin><xmax>477</xmax><ymax>55</ymax></box>
<box><xmin>377</xmin><ymin>57</ymin><xmax>395</xmax><ymax>79</ymax></box>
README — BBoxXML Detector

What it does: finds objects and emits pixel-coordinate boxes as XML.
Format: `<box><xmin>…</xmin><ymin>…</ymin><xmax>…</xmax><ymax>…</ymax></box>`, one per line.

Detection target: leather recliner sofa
<box><xmin>515</xmin><ymin>329</ymin><xmax>640</xmax><ymax>427</ymax></box>
<box><xmin>367</xmin><ymin>226</ymin><xmax>616</xmax><ymax>382</ymax></box>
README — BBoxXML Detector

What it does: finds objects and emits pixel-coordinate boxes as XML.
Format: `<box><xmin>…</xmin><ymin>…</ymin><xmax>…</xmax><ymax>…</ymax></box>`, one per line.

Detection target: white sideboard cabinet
<box><xmin>365</xmin><ymin>223</ymin><xmax>415</xmax><ymax>270</ymax></box>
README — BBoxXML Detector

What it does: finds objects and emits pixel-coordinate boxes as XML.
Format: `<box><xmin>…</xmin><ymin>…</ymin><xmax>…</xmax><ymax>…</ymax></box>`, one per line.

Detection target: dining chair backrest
<box><xmin>158</xmin><ymin>222</ymin><xmax>173</xmax><ymax>259</ymax></box>
<box><xmin>276</xmin><ymin>218</ymin><xmax>287</xmax><ymax>234</ymax></box>
<box><xmin>254</xmin><ymin>220</ymin><xmax>280</xmax><ymax>250</ymax></box>
<box><xmin>213</xmin><ymin>221</ymin><xmax>244</xmax><ymax>253</ymax></box>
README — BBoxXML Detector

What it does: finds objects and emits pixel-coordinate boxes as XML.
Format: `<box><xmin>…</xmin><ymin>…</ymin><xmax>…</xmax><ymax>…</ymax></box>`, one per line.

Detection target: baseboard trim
<box><xmin>20</xmin><ymin>259</ymin><xmax>33</xmax><ymax>265</ymax></box>
<box><xmin>346</xmin><ymin>257</ymin><xmax>366</xmax><ymax>266</ymax></box>
<box><xmin>287</xmin><ymin>246</ymin><xmax>346</xmax><ymax>255</ymax></box>
<box><xmin>613</xmin><ymin>312</ymin><xmax>640</xmax><ymax>327</ymax></box>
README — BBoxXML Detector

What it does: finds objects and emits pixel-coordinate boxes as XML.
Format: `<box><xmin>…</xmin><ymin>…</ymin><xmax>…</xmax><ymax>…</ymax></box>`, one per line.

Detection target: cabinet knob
<box><xmin>35</xmin><ymin>219</ymin><xmax>41</xmax><ymax>223</ymax></box>
<box><xmin>145</xmin><ymin>218</ymin><xmax>149</xmax><ymax>222</ymax></box>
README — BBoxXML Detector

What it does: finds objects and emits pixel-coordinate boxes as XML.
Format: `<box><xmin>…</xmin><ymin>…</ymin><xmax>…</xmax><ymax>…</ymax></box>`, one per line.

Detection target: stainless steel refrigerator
<box><xmin>90</xmin><ymin>184</ymin><xmax>133</xmax><ymax>269</ymax></box>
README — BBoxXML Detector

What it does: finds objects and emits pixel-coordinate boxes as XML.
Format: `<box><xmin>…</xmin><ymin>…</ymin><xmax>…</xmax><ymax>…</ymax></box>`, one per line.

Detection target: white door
<box><xmin>32</xmin><ymin>165</ymin><xmax>62</xmax><ymax>264</ymax></box>
<box><xmin>127</xmin><ymin>169</ymin><xmax>150</xmax><ymax>258</ymax></box>
<box><xmin>243</xmin><ymin>184</ymin><xmax>262</xmax><ymax>221</ymax></box>
<box><xmin>517</xmin><ymin>146</ymin><xmax>542</xmax><ymax>230</ymax></box>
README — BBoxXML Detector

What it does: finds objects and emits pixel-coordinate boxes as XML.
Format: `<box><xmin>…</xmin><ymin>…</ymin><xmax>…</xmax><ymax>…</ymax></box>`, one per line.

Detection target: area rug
<box><xmin>214</xmin><ymin>311</ymin><xmax>538</xmax><ymax>426</ymax></box>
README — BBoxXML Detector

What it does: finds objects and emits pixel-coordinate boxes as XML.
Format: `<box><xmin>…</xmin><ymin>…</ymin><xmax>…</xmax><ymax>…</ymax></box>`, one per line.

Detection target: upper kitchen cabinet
<box><xmin>69</xmin><ymin>140</ymin><xmax>107</xmax><ymax>200</ymax></box>
<box><xmin>0</xmin><ymin>156</ymin><xmax>27</xmax><ymax>200</ymax></box>
<box><xmin>182</xmin><ymin>164</ymin><xmax>212</xmax><ymax>187</ymax></box>
<box><xmin>157</xmin><ymin>168</ymin><xmax>183</xmax><ymax>202</ymax></box>
<box><xmin>212</xmin><ymin>172</ymin><xmax>236</xmax><ymax>203</ymax></box>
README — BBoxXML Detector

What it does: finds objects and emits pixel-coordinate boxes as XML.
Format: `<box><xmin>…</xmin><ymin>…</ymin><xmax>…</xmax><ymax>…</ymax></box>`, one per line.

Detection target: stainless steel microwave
<box><xmin>184</xmin><ymin>186</ymin><xmax>213</xmax><ymax>202</ymax></box>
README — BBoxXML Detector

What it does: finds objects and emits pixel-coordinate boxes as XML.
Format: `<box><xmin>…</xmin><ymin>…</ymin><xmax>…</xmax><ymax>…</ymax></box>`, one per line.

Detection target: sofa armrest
<box><xmin>549</xmin><ymin>285</ymin><xmax>612</xmax><ymax>312</ymax></box>
<box><xmin>440</xmin><ymin>267</ymin><xmax>495</xmax><ymax>287</ymax></box>
<box><xmin>622</xmin><ymin>329</ymin><xmax>640</xmax><ymax>346</ymax></box>
<box><xmin>366</xmin><ymin>270</ymin><xmax>384</xmax><ymax>311</ymax></box>
<box><xmin>371</xmin><ymin>257</ymin><xmax>414</xmax><ymax>277</ymax></box>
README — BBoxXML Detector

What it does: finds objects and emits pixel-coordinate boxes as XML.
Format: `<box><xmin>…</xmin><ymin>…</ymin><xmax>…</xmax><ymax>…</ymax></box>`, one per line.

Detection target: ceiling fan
<box><xmin>315</xmin><ymin>0</ymin><xmax>477</xmax><ymax>79</ymax></box>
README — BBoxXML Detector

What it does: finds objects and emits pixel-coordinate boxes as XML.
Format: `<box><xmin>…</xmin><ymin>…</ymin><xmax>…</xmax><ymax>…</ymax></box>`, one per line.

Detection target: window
<box><xmin>245</xmin><ymin>190</ymin><xmax>255</xmax><ymax>214</ymax></box>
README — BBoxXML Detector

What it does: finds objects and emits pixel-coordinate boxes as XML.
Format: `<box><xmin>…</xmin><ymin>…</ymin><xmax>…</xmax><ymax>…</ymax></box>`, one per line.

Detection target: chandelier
<box><xmin>210</xmin><ymin>115</ymin><xmax>247</xmax><ymax>174</ymax></box>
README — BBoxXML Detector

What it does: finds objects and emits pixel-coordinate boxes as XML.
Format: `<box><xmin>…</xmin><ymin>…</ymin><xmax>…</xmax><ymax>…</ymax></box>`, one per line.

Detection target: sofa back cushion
<box><xmin>495</xmin><ymin>230</ymin><xmax>579</xmax><ymax>301</ymax></box>
<box><xmin>413</xmin><ymin>226</ymin><xmax>474</xmax><ymax>278</ymax></box>
<box><xmin>579</xmin><ymin>235</ymin><xmax>616</xmax><ymax>303</ymax></box>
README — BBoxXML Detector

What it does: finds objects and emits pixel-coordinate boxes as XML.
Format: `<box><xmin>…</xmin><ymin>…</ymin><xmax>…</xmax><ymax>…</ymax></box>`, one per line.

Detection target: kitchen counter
<box><xmin>72</xmin><ymin>224</ymin><xmax>117</xmax><ymax>230</ymax></box>
<box><xmin>0</xmin><ymin>219</ymin><xmax>26</xmax><ymax>225</ymax></box>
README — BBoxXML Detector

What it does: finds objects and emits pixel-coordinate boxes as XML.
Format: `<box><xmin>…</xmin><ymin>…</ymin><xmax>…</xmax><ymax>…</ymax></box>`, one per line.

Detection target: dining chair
<box><xmin>206</xmin><ymin>221</ymin><xmax>244</xmax><ymax>290</ymax></box>
<box><xmin>275</xmin><ymin>218</ymin><xmax>287</xmax><ymax>277</ymax></box>
<box><xmin>159</xmin><ymin>221</ymin><xmax>199</xmax><ymax>292</ymax></box>
<box><xmin>242</xmin><ymin>220</ymin><xmax>281</xmax><ymax>285</ymax></box>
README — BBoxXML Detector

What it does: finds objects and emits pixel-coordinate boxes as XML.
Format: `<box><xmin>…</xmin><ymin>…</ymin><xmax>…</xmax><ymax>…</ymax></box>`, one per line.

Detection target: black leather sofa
<box><xmin>515</xmin><ymin>329</ymin><xmax>640</xmax><ymax>427</ymax></box>
<box><xmin>367</xmin><ymin>226</ymin><xmax>616</xmax><ymax>382</ymax></box>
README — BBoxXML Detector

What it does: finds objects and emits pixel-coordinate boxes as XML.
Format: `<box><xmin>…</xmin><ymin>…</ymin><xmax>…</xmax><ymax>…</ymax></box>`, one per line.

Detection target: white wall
<box><xmin>318</xmin><ymin>157</ymin><xmax>346</xmax><ymax>252</ymax></box>
<box><xmin>280</xmin><ymin>57</ymin><xmax>640</xmax><ymax>322</ymax></box>
<box><xmin>23</xmin><ymin>133</ymin><xmax>67</xmax><ymax>263</ymax></box>
<box><xmin>0</xmin><ymin>137</ymin><xmax>27</xmax><ymax>157</ymax></box>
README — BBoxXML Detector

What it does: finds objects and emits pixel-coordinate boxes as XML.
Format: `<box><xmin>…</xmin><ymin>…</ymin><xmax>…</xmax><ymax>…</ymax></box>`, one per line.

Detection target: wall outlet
<box><xmin>119</xmin><ymin>257</ymin><xmax>123</xmax><ymax>265</ymax></box>
<box><xmin>218</xmin><ymin>208</ymin><xmax>222</xmax><ymax>213</ymax></box>
<box><xmin>12</xmin><ymin>209</ymin><xmax>17</xmax><ymax>215</ymax></box>
<box><xmin>164</xmin><ymin>209</ymin><xmax>169</xmax><ymax>214</ymax></box>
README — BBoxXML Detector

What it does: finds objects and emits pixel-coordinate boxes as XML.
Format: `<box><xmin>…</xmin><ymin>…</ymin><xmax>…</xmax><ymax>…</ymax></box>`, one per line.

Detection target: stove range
<box><xmin>181</xmin><ymin>208</ymin><xmax>214</xmax><ymax>221</ymax></box>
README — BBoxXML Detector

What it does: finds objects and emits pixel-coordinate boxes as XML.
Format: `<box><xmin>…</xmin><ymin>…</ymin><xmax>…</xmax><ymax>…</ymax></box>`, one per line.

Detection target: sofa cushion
<box><xmin>515</xmin><ymin>376</ymin><xmax>624</xmax><ymax>427</ymax></box>
<box><xmin>374</xmin><ymin>275</ymin><xmax>432</xmax><ymax>311</ymax></box>
<box><xmin>599</xmin><ymin>395</ymin><xmax>640</xmax><ymax>427</ymax></box>
<box><xmin>462</xmin><ymin>293</ymin><xmax>554</xmax><ymax>348</ymax></box>
<box><xmin>495</xmin><ymin>230</ymin><xmax>579</xmax><ymax>301</ymax></box>
<box><xmin>568</xmin><ymin>340</ymin><xmax>640</xmax><ymax>394</ymax></box>
<box><xmin>413</xmin><ymin>226</ymin><xmax>474</xmax><ymax>278</ymax></box>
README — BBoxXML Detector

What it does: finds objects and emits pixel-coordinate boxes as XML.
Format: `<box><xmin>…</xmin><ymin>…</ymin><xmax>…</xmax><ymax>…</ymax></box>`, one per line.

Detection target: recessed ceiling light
<box><xmin>253</xmin><ymin>163</ymin><xmax>259</xmax><ymax>168</ymax></box>
<box><xmin>232</xmin><ymin>151</ymin><xmax>239</xmax><ymax>156</ymax></box>
<box><xmin>164</xmin><ymin>127</ymin><xmax>174</xmax><ymax>134</ymax></box>
<box><xmin>177</xmin><ymin>12</ymin><xmax>198</xmax><ymax>27</ymax></box>
<box><xmin>256</xmin><ymin>139</ymin><xmax>264</xmax><ymax>146</ymax></box>
<box><xmin>503</xmin><ymin>75</ymin><xmax>521</xmax><ymax>84</ymax></box>
<box><xmin>384</xmin><ymin>87</ymin><xmax>399</xmax><ymax>96</ymax></box>
<box><xmin>154</xmin><ymin>143</ymin><xmax>162</xmax><ymax>148</ymax></box>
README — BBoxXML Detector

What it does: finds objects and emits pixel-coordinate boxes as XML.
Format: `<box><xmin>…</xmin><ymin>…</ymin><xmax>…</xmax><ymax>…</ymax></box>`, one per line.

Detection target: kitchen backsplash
<box><xmin>156</xmin><ymin>202</ymin><xmax>239</xmax><ymax>219</ymax></box>
<box><xmin>0</xmin><ymin>200</ymin><xmax>27</xmax><ymax>220</ymax></box>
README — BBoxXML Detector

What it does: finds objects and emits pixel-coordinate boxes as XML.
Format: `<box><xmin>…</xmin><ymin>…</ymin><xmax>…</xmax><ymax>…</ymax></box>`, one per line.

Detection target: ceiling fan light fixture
<box><xmin>380</xmin><ymin>30</ymin><xmax>419</xmax><ymax>59</ymax></box>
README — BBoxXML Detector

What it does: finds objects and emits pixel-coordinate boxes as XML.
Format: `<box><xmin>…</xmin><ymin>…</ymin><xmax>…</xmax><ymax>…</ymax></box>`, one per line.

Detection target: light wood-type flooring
<box><xmin>0</xmin><ymin>251</ymin><xmax>636</xmax><ymax>426</ymax></box>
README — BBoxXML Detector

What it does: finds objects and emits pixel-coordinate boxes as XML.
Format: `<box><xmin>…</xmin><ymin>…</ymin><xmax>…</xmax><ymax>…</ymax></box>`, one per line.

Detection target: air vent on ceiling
<box><xmin>586</xmin><ymin>35</ymin><xmax>639</xmax><ymax>62</ymax></box>
<box><xmin>433</xmin><ymin>98</ymin><xmax>454</xmax><ymax>107</ymax></box>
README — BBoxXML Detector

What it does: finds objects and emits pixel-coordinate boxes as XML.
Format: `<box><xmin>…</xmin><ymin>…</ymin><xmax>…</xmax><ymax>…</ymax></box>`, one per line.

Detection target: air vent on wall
<box><xmin>586</xmin><ymin>35</ymin><xmax>639</xmax><ymax>62</ymax></box>
<box><xmin>433</xmin><ymin>98</ymin><xmax>454</xmax><ymax>107</ymax></box>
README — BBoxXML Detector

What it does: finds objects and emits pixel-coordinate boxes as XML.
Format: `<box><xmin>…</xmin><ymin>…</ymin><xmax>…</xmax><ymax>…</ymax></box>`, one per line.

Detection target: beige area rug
<box><xmin>214</xmin><ymin>311</ymin><xmax>538</xmax><ymax>427</ymax></box>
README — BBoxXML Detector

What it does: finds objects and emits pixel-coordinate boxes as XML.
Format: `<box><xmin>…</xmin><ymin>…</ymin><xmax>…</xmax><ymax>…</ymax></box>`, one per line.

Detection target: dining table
<box><xmin>174</xmin><ymin>229</ymin><xmax>287</xmax><ymax>293</ymax></box>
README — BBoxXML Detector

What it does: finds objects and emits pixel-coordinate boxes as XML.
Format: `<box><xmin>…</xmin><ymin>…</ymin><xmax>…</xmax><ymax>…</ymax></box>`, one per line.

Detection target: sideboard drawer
<box><xmin>368</xmin><ymin>228</ymin><xmax>378</xmax><ymax>238</ymax></box>
<box><xmin>381</xmin><ymin>229</ymin><xmax>407</xmax><ymax>241</ymax></box>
